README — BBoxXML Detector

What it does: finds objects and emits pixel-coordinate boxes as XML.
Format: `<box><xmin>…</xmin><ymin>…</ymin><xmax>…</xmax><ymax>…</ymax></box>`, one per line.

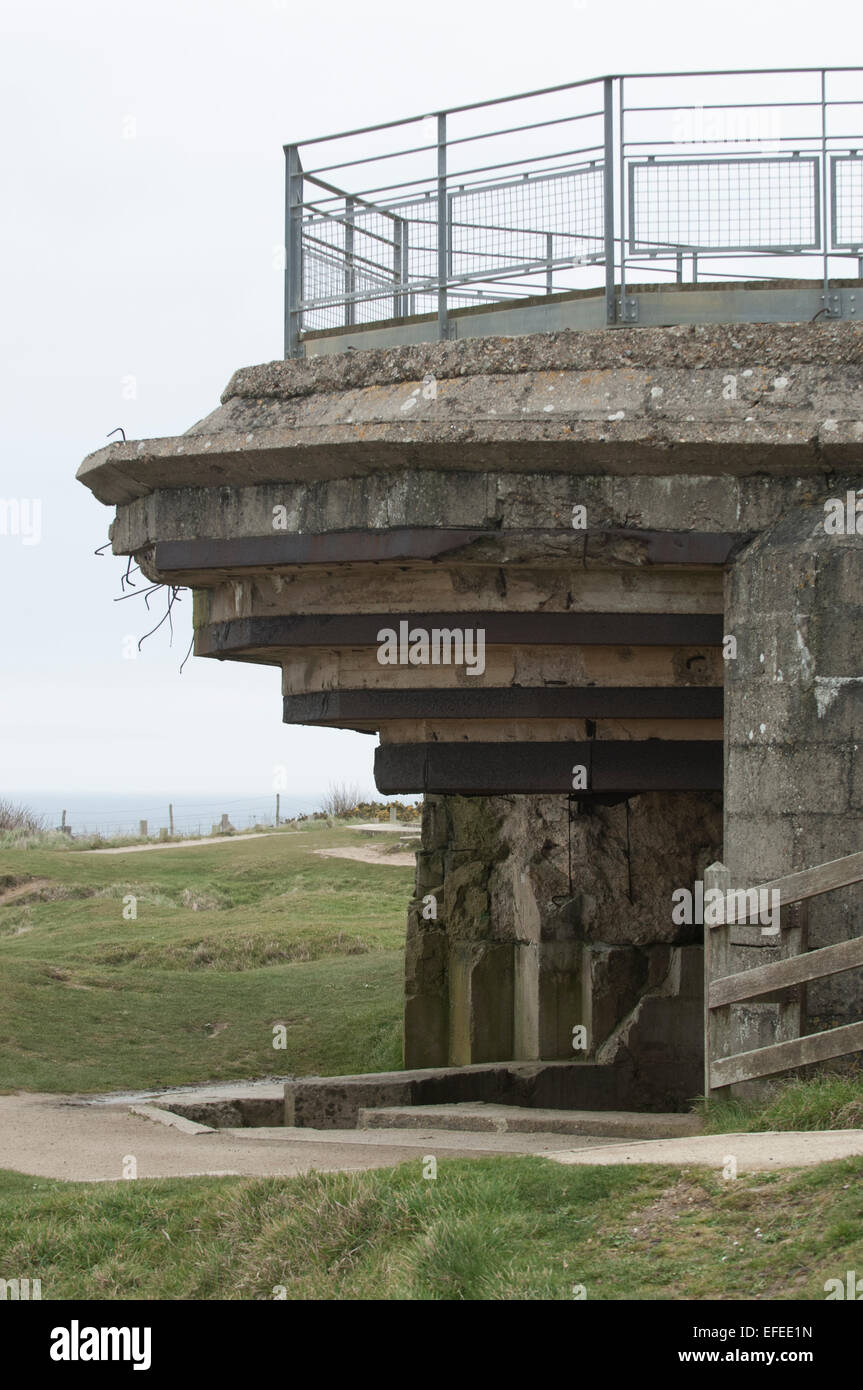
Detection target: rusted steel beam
<box><xmin>282</xmin><ymin>687</ymin><xmax>724</xmax><ymax>722</ymax></box>
<box><xmin>374</xmin><ymin>740</ymin><xmax>723</xmax><ymax>794</ymax></box>
<box><xmin>199</xmin><ymin>611</ymin><xmax>724</xmax><ymax>654</ymax></box>
<box><xmin>156</xmin><ymin>528</ymin><xmax>742</xmax><ymax>575</ymax></box>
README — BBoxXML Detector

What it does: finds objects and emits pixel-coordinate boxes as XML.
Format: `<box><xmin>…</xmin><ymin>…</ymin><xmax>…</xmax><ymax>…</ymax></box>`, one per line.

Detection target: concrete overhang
<box><xmin>76</xmin><ymin>322</ymin><xmax>863</xmax><ymax>794</ymax></box>
<box><xmin>77</xmin><ymin>322</ymin><xmax>863</xmax><ymax>506</ymax></box>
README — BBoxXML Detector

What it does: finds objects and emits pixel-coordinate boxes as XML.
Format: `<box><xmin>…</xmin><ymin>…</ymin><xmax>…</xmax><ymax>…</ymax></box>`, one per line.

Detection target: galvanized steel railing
<box><xmin>283</xmin><ymin>68</ymin><xmax>863</xmax><ymax>355</ymax></box>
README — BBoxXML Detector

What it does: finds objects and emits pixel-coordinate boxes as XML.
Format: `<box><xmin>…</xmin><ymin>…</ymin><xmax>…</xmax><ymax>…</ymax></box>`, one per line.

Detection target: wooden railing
<box><xmin>704</xmin><ymin>851</ymin><xmax>863</xmax><ymax>1096</ymax></box>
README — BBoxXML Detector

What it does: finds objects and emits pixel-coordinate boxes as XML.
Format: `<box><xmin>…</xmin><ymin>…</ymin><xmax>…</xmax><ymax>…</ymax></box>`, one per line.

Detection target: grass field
<box><xmin>3</xmin><ymin>821</ymin><xmax>863</xmax><ymax>1123</ymax></box>
<box><xmin>0</xmin><ymin>827</ymin><xmax>412</xmax><ymax>1092</ymax></box>
<box><xmin>1</xmin><ymin>1155</ymin><xmax>862</xmax><ymax>1300</ymax></box>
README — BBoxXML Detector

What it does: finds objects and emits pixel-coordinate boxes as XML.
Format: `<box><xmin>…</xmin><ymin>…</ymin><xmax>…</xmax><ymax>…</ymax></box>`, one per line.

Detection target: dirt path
<box><xmin>0</xmin><ymin>877</ymin><xmax>53</xmax><ymax>905</ymax></box>
<box><xmin>314</xmin><ymin>846</ymin><xmax>416</xmax><ymax>867</ymax></box>
<box><xmin>82</xmin><ymin>832</ymin><xmax>298</xmax><ymax>855</ymax></box>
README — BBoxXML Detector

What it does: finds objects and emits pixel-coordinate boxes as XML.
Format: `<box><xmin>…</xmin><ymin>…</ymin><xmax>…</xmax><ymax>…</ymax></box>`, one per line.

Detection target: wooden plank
<box><xmin>710</xmin><ymin>1020</ymin><xmax>863</xmax><ymax>1089</ymax></box>
<box><xmin>709</xmin><ymin>933</ymin><xmax>863</xmax><ymax>1008</ymax></box>
<box><xmin>705</xmin><ymin>850</ymin><xmax>863</xmax><ymax>927</ymax></box>
<box><xmin>745</xmin><ymin>851</ymin><xmax>863</xmax><ymax>913</ymax></box>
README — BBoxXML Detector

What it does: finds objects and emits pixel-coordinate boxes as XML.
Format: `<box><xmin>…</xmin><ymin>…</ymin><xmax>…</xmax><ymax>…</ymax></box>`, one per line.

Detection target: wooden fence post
<box><xmin>704</xmin><ymin>860</ymin><xmax>730</xmax><ymax>1099</ymax></box>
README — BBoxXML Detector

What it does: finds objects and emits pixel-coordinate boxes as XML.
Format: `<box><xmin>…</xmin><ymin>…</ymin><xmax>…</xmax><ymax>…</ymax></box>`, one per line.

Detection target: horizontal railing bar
<box><xmin>300</xmin><ymin>253</ymin><xmax>597</xmax><ymax>310</ymax></box>
<box><xmin>448</xmin><ymin>221</ymin><xmax>601</xmax><ymax>241</ymax></box>
<box><xmin>303</xmin><ymin>217</ymin><xmax>398</xmax><ymax>251</ymax></box>
<box><xmin>287</xmin><ymin>76</ymin><xmax>609</xmax><ymax>148</ymax></box>
<box><xmin>300</xmin><ymin>156</ymin><xmax>606</xmax><ymax>212</ymax></box>
<box><xmin>612</xmin><ymin>66</ymin><xmax>863</xmax><ymax>77</ymax></box>
<box><xmin>296</xmin><ymin>147</ymin><xmax>607</xmax><ymax>208</ymax></box>
<box><xmin>303</xmin><ymin>246</ymin><xmax>396</xmax><ymax>282</ymax></box>
<box><xmin>303</xmin><ymin>110</ymin><xmax>605</xmax><ymax>180</ymax></box>
<box><xmin>709</xmin><ymin>935</ymin><xmax>863</xmax><ymax>1008</ymax></box>
<box><xmin>624</xmin><ymin>98</ymin><xmax>863</xmax><ymax>115</ymax></box>
<box><xmin>302</xmin><ymin>144</ymin><xmax>853</xmax><ymax>220</ymax></box>
<box><xmin>302</xmin><ymin>251</ymin><xmax>858</xmax><ymax>313</ymax></box>
<box><xmin>710</xmin><ymin>1019</ymin><xmax>863</xmax><ymax>1089</ymax></box>
<box><xmin>706</xmin><ymin>850</ymin><xmax>863</xmax><ymax>925</ymax></box>
<box><xmin>286</xmin><ymin>69</ymin><xmax>863</xmax><ymax>150</ymax></box>
<box><xmin>302</xmin><ymin>173</ymin><xmax>403</xmax><ymax>223</ymax></box>
<box><xmin>623</xmin><ymin>99</ymin><xmax>826</xmax><ymax>113</ymax></box>
<box><xmin>623</xmin><ymin>136</ymin><xmax>863</xmax><ymax>148</ymax></box>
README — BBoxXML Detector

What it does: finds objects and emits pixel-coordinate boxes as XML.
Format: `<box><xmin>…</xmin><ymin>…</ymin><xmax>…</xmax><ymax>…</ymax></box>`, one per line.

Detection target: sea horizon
<box><xmin>4</xmin><ymin>790</ymin><xmax>410</xmax><ymax>837</ymax></box>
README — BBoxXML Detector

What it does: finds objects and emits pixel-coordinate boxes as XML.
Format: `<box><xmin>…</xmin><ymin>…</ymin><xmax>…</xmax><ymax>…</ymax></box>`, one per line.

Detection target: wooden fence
<box><xmin>704</xmin><ymin>850</ymin><xmax>863</xmax><ymax>1096</ymax></box>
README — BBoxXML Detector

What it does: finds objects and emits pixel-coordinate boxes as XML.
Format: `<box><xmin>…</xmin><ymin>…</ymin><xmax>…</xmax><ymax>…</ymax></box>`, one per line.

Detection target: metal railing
<box><xmin>284</xmin><ymin>68</ymin><xmax>863</xmax><ymax>355</ymax></box>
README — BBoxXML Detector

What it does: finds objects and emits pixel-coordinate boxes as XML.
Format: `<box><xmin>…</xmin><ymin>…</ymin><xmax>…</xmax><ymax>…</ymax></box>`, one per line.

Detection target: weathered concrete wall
<box><xmin>407</xmin><ymin>790</ymin><xmax>722</xmax><ymax>1105</ymax></box>
<box><xmin>725</xmin><ymin>499</ymin><xmax>863</xmax><ymax>1038</ymax></box>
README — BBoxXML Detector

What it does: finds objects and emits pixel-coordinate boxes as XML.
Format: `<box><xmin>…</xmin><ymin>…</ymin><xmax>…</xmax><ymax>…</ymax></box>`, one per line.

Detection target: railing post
<box><xmin>394</xmin><ymin>217</ymin><xmax>409</xmax><ymax>318</ymax></box>
<box><xmin>704</xmin><ymin>860</ymin><xmax>731</xmax><ymax>1098</ymax></box>
<box><xmin>546</xmin><ymin>231</ymin><xmax>554</xmax><ymax>293</ymax></box>
<box><xmin>392</xmin><ymin>214</ymin><xmax>401</xmax><ymax>320</ymax></box>
<box><xmin>603</xmin><ymin>76</ymin><xmax>616</xmax><ymax>325</ymax></box>
<box><xmin>284</xmin><ymin>144</ymin><xmax>304</xmax><ymax>358</ymax></box>
<box><xmin>821</xmin><ymin>69</ymin><xmax>829</xmax><ymax>312</ymax></box>
<box><xmin>436</xmin><ymin>112</ymin><xmax>449</xmax><ymax>341</ymax></box>
<box><xmin>777</xmin><ymin>898</ymin><xmax>808</xmax><ymax>1045</ymax></box>
<box><xmin>345</xmin><ymin>197</ymin><xmax>355</xmax><ymax>328</ymax></box>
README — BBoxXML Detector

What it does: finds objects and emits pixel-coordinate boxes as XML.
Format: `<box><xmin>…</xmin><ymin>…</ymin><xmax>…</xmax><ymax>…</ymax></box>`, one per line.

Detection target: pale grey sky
<box><xmin>0</xmin><ymin>0</ymin><xmax>856</xmax><ymax>798</ymax></box>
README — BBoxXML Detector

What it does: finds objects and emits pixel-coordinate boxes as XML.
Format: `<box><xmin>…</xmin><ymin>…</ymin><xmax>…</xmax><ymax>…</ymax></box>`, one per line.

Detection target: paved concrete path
<box><xmin>0</xmin><ymin>1092</ymin><xmax>606</xmax><ymax>1183</ymax></box>
<box><xmin>2</xmin><ymin>1092</ymin><xmax>861</xmax><ymax>1183</ymax></box>
<box><xmin>545</xmin><ymin>1129</ymin><xmax>863</xmax><ymax>1172</ymax></box>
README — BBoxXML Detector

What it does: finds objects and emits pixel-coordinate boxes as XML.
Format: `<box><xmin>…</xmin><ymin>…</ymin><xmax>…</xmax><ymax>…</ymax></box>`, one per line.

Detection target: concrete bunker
<box><xmin>77</xmin><ymin>320</ymin><xmax>863</xmax><ymax>1113</ymax></box>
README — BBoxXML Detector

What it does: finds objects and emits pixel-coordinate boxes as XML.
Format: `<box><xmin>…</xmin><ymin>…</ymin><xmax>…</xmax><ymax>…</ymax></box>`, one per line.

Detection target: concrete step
<box><xmin>358</xmin><ymin>1102</ymin><xmax>703</xmax><ymax>1140</ymax></box>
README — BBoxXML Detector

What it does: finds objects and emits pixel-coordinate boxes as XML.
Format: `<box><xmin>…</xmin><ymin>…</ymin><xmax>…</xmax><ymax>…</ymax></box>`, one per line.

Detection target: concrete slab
<box><xmin>129</xmin><ymin>1104</ymin><xmax>214</xmax><ymax>1136</ymax></box>
<box><xmin>359</xmin><ymin>1102</ymin><xmax>703</xmax><ymax>1139</ymax></box>
<box><xmin>215</xmin><ymin>1125</ymin><xmax>606</xmax><ymax>1155</ymax></box>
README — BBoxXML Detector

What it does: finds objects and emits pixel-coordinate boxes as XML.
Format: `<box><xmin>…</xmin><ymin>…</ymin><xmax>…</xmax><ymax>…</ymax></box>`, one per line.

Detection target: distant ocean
<box><xmin>8</xmin><ymin>792</ymin><xmax>336</xmax><ymax>838</ymax></box>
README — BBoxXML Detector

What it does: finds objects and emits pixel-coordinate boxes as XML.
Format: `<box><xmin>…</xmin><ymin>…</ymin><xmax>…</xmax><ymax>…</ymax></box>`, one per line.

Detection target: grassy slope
<box><xmin>0</xmin><ymin>829</ymin><xmax>411</xmax><ymax>1091</ymax></box>
<box><xmin>1</xmin><ymin>1156</ymin><xmax>862</xmax><ymax>1300</ymax></box>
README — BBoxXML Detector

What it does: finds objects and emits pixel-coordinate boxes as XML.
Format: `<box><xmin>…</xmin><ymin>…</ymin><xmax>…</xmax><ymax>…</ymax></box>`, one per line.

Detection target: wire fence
<box><xmin>284</xmin><ymin>68</ymin><xmax>863</xmax><ymax>353</ymax></box>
